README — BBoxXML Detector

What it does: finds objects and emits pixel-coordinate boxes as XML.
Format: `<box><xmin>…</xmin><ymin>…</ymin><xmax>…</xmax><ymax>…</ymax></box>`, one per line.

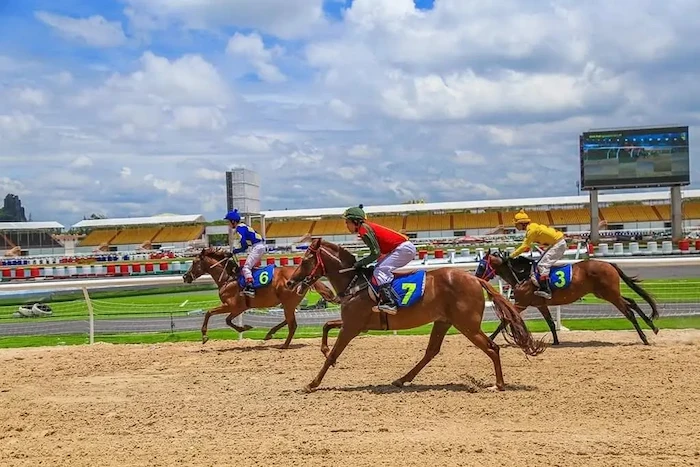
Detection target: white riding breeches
<box><xmin>242</xmin><ymin>243</ymin><xmax>266</xmax><ymax>281</ymax></box>
<box><xmin>374</xmin><ymin>241</ymin><xmax>417</xmax><ymax>286</ymax></box>
<box><xmin>537</xmin><ymin>238</ymin><xmax>567</xmax><ymax>277</ymax></box>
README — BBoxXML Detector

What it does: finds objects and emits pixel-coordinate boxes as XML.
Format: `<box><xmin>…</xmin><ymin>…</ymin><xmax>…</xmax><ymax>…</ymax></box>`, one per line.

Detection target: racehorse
<box><xmin>182</xmin><ymin>248</ymin><xmax>338</xmax><ymax>348</ymax></box>
<box><xmin>474</xmin><ymin>250</ymin><xmax>659</xmax><ymax>345</ymax></box>
<box><xmin>285</xmin><ymin>238</ymin><xmax>546</xmax><ymax>392</ymax></box>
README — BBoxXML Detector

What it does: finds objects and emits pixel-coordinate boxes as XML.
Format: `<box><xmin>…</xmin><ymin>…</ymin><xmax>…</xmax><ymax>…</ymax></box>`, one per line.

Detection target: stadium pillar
<box><xmin>589</xmin><ymin>189</ymin><xmax>600</xmax><ymax>244</ymax></box>
<box><xmin>260</xmin><ymin>214</ymin><xmax>266</xmax><ymax>241</ymax></box>
<box><xmin>671</xmin><ymin>185</ymin><xmax>683</xmax><ymax>241</ymax></box>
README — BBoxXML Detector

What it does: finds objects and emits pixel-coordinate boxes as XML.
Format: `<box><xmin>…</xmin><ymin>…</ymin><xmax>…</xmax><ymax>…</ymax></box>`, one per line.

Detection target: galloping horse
<box><xmin>182</xmin><ymin>248</ymin><xmax>338</xmax><ymax>347</ymax></box>
<box><xmin>474</xmin><ymin>250</ymin><xmax>659</xmax><ymax>345</ymax></box>
<box><xmin>285</xmin><ymin>238</ymin><xmax>546</xmax><ymax>392</ymax></box>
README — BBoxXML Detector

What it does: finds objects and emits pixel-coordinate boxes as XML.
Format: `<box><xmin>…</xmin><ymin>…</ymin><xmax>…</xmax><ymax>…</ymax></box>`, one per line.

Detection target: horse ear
<box><xmin>311</xmin><ymin>237</ymin><xmax>322</xmax><ymax>247</ymax></box>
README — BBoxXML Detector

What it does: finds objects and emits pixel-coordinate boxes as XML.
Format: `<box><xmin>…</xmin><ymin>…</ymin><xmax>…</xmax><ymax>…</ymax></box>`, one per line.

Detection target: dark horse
<box><xmin>182</xmin><ymin>248</ymin><xmax>338</xmax><ymax>348</ymax></box>
<box><xmin>474</xmin><ymin>250</ymin><xmax>660</xmax><ymax>345</ymax></box>
<box><xmin>285</xmin><ymin>238</ymin><xmax>546</xmax><ymax>392</ymax></box>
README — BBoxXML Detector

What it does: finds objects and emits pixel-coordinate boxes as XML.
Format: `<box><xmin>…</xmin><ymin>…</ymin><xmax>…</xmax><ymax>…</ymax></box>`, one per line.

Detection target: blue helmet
<box><xmin>224</xmin><ymin>209</ymin><xmax>241</xmax><ymax>223</ymax></box>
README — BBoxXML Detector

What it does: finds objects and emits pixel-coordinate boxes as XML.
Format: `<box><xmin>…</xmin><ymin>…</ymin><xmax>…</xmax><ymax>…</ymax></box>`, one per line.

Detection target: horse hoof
<box><xmin>279</xmin><ymin>344</ymin><xmax>290</xmax><ymax>350</ymax></box>
<box><xmin>391</xmin><ymin>379</ymin><xmax>404</xmax><ymax>388</ymax></box>
<box><xmin>202</xmin><ymin>336</ymin><xmax>209</xmax><ymax>344</ymax></box>
<box><xmin>303</xmin><ymin>384</ymin><xmax>317</xmax><ymax>394</ymax></box>
<box><xmin>653</xmin><ymin>328</ymin><xmax>660</xmax><ymax>335</ymax></box>
<box><xmin>243</xmin><ymin>325</ymin><xmax>253</xmax><ymax>332</ymax></box>
<box><xmin>487</xmin><ymin>385</ymin><xmax>505</xmax><ymax>392</ymax></box>
<box><xmin>263</xmin><ymin>335</ymin><xmax>273</xmax><ymax>341</ymax></box>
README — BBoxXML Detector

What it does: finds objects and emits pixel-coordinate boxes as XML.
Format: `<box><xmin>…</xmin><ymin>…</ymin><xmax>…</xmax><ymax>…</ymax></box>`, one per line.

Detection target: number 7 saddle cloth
<box><xmin>367</xmin><ymin>269</ymin><xmax>427</xmax><ymax>308</ymax></box>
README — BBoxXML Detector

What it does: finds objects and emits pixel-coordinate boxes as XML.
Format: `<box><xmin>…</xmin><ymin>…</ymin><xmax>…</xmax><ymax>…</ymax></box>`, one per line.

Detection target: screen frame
<box><xmin>579</xmin><ymin>125</ymin><xmax>690</xmax><ymax>191</ymax></box>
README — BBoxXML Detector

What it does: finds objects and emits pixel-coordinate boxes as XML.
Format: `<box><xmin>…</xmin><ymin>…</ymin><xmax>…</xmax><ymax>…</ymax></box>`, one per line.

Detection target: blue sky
<box><xmin>1</xmin><ymin>0</ymin><xmax>699</xmax><ymax>226</ymax></box>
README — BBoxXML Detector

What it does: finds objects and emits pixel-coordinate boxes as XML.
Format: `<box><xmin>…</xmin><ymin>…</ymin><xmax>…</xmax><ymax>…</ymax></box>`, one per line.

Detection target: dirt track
<box><xmin>1</xmin><ymin>329</ymin><xmax>699</xmax><ymax>466</ymax></box>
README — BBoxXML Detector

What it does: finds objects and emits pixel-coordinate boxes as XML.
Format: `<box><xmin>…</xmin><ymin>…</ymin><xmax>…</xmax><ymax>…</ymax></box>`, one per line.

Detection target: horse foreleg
<box><xmin>321</xmin><ymin>319</ymin><xmax>343</xmax><ymax>358</ymax></box>
<box><xmin>305</xmin><ymin>326</ymin><xmax>360</xmax><ymax>393</ymax></box>
<box><xmin>393</xmin><ymin>320</ymin><xmax>451</xmax><ymax>387</ymax></box>
<box><xmin>264</xmin><ymin>319</ymin><xmax>287</xmax><ymax>341</ymax></box>
<box><xmin>279</xmin><ymin>305</ymin><xmax>298</xmax><ymax>349</ymax></box>
<box><xmin>537</xmin><ymin>305</ymin><xmax>559</xmax><ymax>345</ymax></box>
<box><xmin>225</xmin><ymin>313</ymin><xmax>253</xmax><ymax>334</ymax></box>
<box><xmin>201</xmin><ymin>304</ymin><xmax>235</xmax><ymax>344</ymax></box>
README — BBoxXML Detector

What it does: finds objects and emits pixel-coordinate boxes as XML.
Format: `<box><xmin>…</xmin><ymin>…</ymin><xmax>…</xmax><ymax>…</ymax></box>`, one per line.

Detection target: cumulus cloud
<box><xmin>226</xmin><ymin>32</ymin><xmax>286</xmax><ymax>83</ymax></box>
<box><xmin>35</xmin><ymin>11</ymin><xmax>127</xmax><ymax>48</ymax></box>
<box><xmin>0</xmin><ymin>0</ymin><xmax>698</xmax><ymax>225</ymax></box>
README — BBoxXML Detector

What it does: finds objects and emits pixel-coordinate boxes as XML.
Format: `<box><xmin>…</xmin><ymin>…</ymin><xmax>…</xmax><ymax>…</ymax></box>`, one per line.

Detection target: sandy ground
<box><xmin>1</xmin><ymin>329</ymin><xmax>699</xmax><ymax>467</ymax></box>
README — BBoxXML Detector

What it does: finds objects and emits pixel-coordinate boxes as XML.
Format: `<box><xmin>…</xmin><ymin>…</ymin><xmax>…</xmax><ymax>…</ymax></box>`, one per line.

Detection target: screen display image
<box><xmin>580</xmin><ymin>126</ymin><xmax>690</xmax><ymax>189</ymax></box>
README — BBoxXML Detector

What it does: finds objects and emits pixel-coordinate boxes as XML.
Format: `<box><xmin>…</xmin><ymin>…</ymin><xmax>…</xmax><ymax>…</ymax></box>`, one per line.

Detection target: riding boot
<box><xmin>534</xmin><ymin>275</ymin><xmax>552</xmax><ymax>299</ymax></box>
<box><xmin>243</xmin><ymin>278</ymin><xmax>256</xmax><ymax>298</ymax></box>
<box><xmin>377</xmin><ymin>283</ymin><xmax>398</xmax><ymax>315</ymax></box>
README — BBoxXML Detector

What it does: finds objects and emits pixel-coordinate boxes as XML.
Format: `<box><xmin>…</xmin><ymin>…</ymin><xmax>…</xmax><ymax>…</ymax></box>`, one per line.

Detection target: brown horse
<box><xmin>285</xmin><ymin>238</ymin><xmax>546</xmax><ymax>392</ymax></box>
<box><xmin>474</xmin><ymin>250</ymin><xmax>659</xmax><ymax>345</ymax></box>
<box><xmin>182</xmin><ymin>248</ymin><xmax>338</xmax><ymax>347</ymax></box>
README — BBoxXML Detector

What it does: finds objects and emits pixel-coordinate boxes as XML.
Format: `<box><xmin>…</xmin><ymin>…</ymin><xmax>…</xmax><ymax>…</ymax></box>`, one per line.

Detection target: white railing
<box><xmin>0</xmin><ymin>256</ymin><xmax>698</xmax><ymax>344</ymax></box>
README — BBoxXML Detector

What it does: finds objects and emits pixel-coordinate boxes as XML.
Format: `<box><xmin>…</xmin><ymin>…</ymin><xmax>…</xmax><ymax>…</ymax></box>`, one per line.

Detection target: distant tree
<box><xmin>0</xmin><ymin>194</ymin><xmax>28</xmax><ymax>222</ymax></box>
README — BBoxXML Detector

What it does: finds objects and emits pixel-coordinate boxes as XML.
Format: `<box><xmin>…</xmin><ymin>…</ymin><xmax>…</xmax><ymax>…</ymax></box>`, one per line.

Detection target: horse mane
<box><xmin>200</xmin><ymin>247</ymin><xmax>229</xmax><ymax>259</ymax></box>
<box><xmin>319</xmin><ymin>239</ymin><xmax>357</xmax><ymax>265</ymax></box>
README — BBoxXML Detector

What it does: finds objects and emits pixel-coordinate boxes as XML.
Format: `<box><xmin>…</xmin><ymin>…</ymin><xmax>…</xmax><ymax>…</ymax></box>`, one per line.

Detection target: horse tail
<box><xmin>476</xmin><ymin>277</ymin><xmax>546</xmax><ymax>357</ymax></box>
<box><xmin>609</xmin><ymin>263</ymin><xmax>659</xmax><ymax>320</ymax></box>
<box><xmin>311</xmin><ymin>280</ymin><xmax>340</xmax><ymax>304</ymax></box>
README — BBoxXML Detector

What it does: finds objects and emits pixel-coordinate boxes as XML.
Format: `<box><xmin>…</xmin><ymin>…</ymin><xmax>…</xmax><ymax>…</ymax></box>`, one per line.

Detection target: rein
<box><xmin>297</xmin><ymin>243</ymin><xmax>367</xmax><ymax>299</ymax></box>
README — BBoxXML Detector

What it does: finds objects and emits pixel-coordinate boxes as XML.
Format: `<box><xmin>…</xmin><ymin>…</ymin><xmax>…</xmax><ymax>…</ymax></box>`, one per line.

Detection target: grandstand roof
<box><xmin>261</xmin><ymin>189</ymin><xmax>700</xmax><ymax>219</ymax></box>
<box><xmin>71</xmin><ymin>214</ymin><xmax>205</xmax><ymax>228</ymax></box>
<box><xmin>0</xmin><ymin>221</ymin><xmax>65</xmax><ymax>231</ymax></box>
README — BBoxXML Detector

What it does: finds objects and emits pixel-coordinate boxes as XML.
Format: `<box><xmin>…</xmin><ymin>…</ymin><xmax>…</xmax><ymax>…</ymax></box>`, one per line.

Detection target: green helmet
<box><xmin>342</xmin><ymin>204</ymin><xmax>366</xmax><ymax>222</ymax></box>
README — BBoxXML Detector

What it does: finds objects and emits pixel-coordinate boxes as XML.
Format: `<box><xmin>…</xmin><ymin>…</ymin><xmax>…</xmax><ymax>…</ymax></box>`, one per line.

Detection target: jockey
<box><xmin>511</xmin><ymin>209</ymin><xmax>567</xmax><ymax>299</ymax></box>
<box><xmin>224</xmin><ymin>209</ymin><xmax>265</xmax><ymax>298</ymax></box>
<box><xmin>342</xmin><ymin>204</ymin><xmax>417</xmax><ymax>314</ymax></box>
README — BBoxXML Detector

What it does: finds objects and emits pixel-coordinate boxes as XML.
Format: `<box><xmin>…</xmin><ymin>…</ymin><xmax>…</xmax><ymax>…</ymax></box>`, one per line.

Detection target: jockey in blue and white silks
<box><xmin>224</xmin><ymin>209</ymin><xmax>266</xmax><ymax>298</ymax></box>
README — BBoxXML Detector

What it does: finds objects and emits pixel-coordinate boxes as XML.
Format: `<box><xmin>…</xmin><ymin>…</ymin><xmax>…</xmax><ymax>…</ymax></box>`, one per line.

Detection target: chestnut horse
<box><xmin>182</xmin><ymin>248</ymin><xmax>337</xmax><ymax>347</ymax></box>
<box><xmin>285</xmin><ymin>238</ymin><xmax>546</xmax><ymax>392</ymax></box>
<box><xmin>474</xmin><ymin>250</ymin><xmax>659</xmax><ymax>345</ymax></box>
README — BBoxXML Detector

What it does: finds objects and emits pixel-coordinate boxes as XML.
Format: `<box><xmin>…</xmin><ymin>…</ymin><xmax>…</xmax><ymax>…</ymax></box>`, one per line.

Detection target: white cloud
<box><xmin>35</xmin><ymin>11</ymin><xmax>127</xmax><ymax>48</ymax></box>
<box><xmin>123</xmin><ymin>0</ymin><xmax>326</xmax><ymax>39</ymax></box>
<box><xmin>226</xmin><ymin>134</ymin><xmax>273</xmax><ymax>152</ymax></box>
<box><xmin>0</xmin><ymin>1</ymin><xmax>699</xmax><ymax>226</ymax></box>
<box><xmin>196</xmin><ymin>168</ymin><xmax>223</xmax><ymax>181</ymax></box>
<box><xmin>226</xmin><ymin>32</ymin><xmax>286</xmax><ymax>83</ymax></box>
<box><xmin>17</xmin><ymin>88</ymin><xmax>49</xmax><ymax>107</ymax></box>
<box><xmin>453</xmin><ymin>150</ymin><xmax>486</xmax><ymax>166</ymax></box>
<box><xmin>70</xmin><ymin>156</ymin><xmax>93</xmax><ymax>168</ymax></box>
<box><xmin>0</xmin><ymin>113</ymin><xmax>40</xmax><ymax>139</ymax></box>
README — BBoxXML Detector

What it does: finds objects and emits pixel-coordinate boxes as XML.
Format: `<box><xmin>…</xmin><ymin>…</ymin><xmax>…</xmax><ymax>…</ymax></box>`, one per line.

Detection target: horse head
<box><xmin>182</xmin><ymin>247</ymin><xmax>230</xmax><ymax>284</ymax></box>
<box><xmin>286</xmin><ymin>237</ymin><xmax>356</xmax><ymax>296</ymax></box>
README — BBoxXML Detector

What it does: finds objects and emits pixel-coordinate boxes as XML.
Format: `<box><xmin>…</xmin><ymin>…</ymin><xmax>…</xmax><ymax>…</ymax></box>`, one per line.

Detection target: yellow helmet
<box><xmin>513</xmin><ymin>209</ymin><xmax>531</xmax><ymax>224</ymax></box>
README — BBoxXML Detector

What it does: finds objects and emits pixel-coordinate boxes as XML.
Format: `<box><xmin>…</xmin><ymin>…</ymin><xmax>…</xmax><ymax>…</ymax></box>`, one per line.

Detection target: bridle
<box><xmin>296</xmin><ymin>243</ymin><xmax>328</xmax><ymax>290</ymax></box>
<box><xmin>185</xmin><ymin>249</ymin><xmax>231</xmax><ymax>284</ymax></box>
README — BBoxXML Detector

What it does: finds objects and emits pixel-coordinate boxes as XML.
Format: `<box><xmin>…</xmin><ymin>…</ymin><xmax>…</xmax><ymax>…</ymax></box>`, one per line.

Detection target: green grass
<box><xmin>1</xmin><ymin>316</ymin><xmax>698</xmax><ymax>349</ymax></box>
<box><xmin>0</xmin><ymin>288</ymin><xmax>330</xmax><ymax>322</ymax></box>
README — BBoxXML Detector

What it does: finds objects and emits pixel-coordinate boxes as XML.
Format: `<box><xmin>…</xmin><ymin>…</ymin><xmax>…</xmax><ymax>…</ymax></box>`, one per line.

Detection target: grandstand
<box><xmin>255</xmin><ymin>189</ymin><xmax>700</xmax><ymax>245</ymax></box>
<box><xmin>0</xmin><ymin>221</ymin><xmax>65</xmax><ymax>255</ymax></box>
<box><xmin>72</xmin><ymin>214</ymin><xmax>205</xmax><ymax>252</ymax></box>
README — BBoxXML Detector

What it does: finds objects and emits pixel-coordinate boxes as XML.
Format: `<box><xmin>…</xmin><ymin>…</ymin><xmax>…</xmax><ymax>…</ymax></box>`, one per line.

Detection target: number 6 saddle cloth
<box><xmin>237</xmin><ymin>264</ymin><xmax>275</xmax><ymax>290</ymax></box>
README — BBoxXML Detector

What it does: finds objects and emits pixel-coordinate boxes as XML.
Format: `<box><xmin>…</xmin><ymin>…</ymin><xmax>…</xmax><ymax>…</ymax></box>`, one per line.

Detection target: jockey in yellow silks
<box><xmin>511</xmin><ymin>209</ymin><xmax>567</xmax><ymax>299</ymax></box>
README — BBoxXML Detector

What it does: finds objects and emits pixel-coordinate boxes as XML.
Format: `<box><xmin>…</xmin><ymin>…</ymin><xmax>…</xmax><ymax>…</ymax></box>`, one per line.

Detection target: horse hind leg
<box><xmin>264</xmin><ymin>319</ymin><xmax>287</xmax><ymax>341</ymax></box>
<box><xmin>452</xmin><ymin>321</ymin><xmax>504</xmax><ymax>391</ymax></box>
<box><xmin>623</xmin><ymin>296</ymin><xmax>659</xmax><ymax>335</ymax></box>
<box><xmin>603</xmin><ymin>294</ymin><xmax>650</xmax><ymax>345</ymax></box>
<box><xmin>393</xmin><ymin>320</ymin><xmax>451</xmax><ymax>388</ymax></box>
<box><xmin>225</xmin><ymin>313</ymin><xmax>253</xmax><ymax>333</ymax></box>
